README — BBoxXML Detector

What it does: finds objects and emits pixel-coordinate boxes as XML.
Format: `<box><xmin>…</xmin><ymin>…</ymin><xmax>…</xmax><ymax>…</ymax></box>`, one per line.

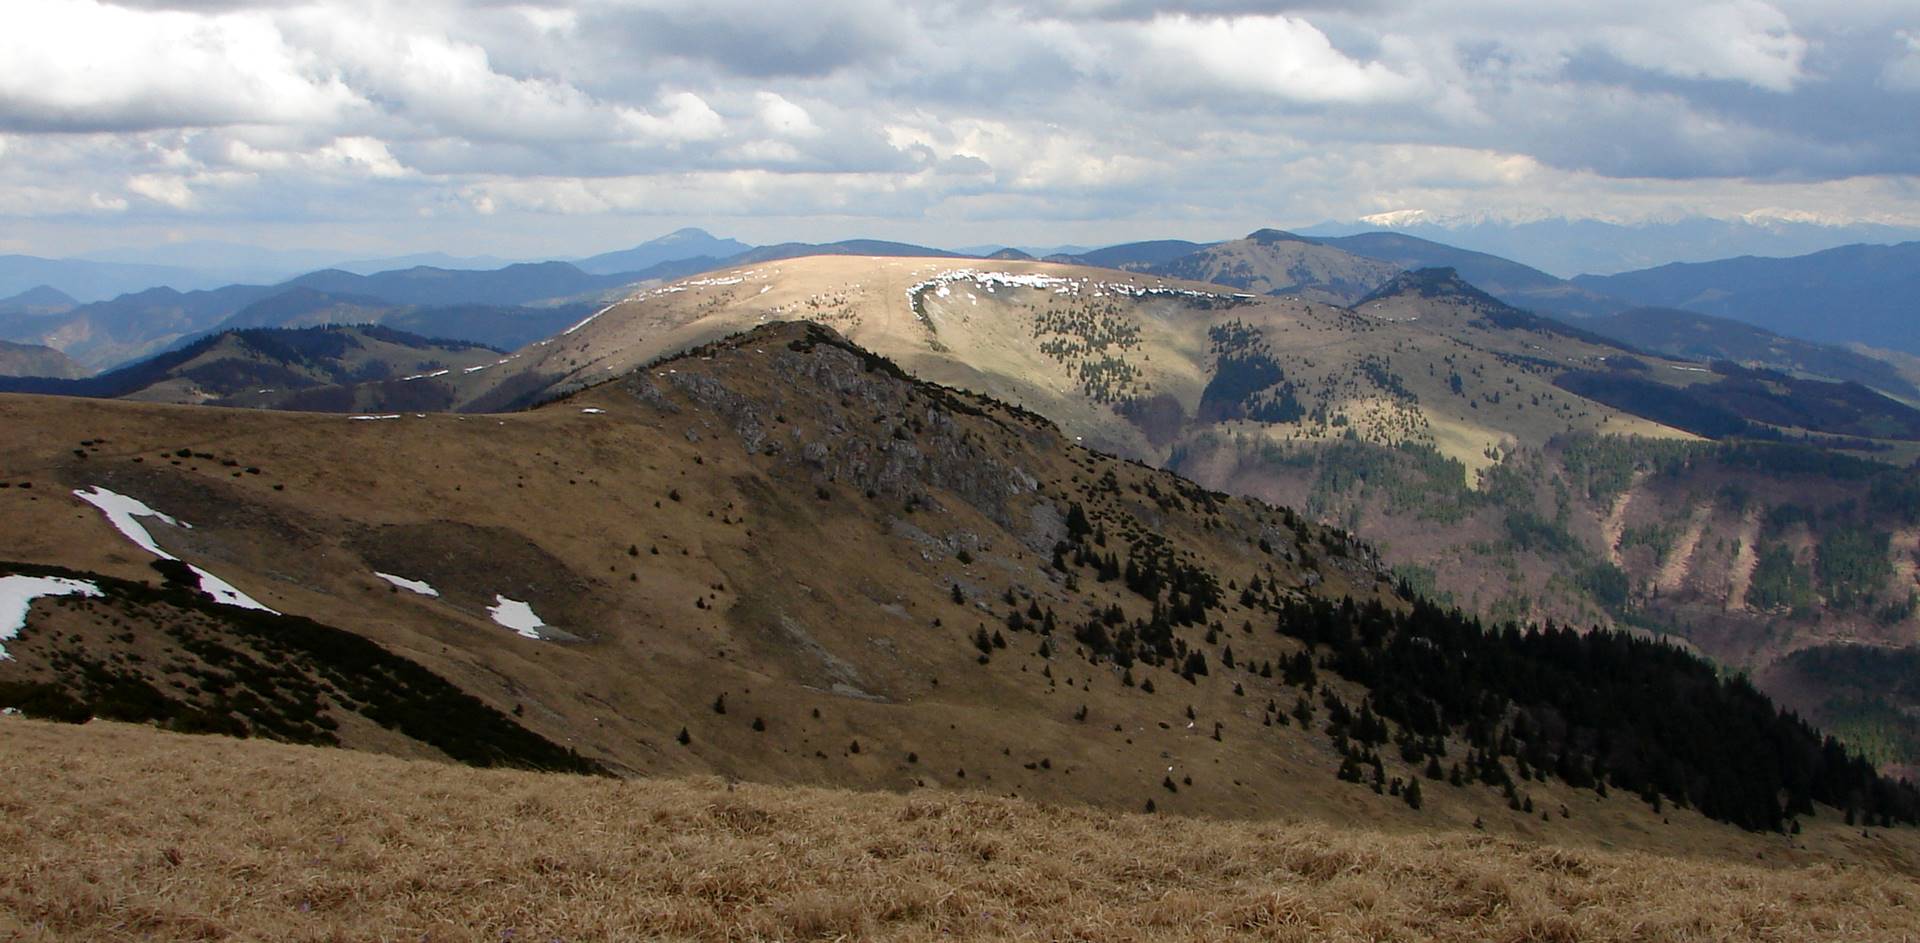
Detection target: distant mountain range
<box><xmin>1573</xmin><ymin>243</ymin><xmax>1920</xmax><ymax>357</ymax></box>
<box><xmin>8</xmin><ymin>224</ymin><xmax>1919</xmax><ymax>409</ymax></box>
<box><xmin>1301</xmin><ymin>214</ymin><xmax>1920</xmax><ymax>278</ymax></box>
<box><xmin>0</xmin><ymin>255</ymin><xmax>219</xmax><ymax>303</ymax></box>
<box><xmin>1048</xmin><ymin>229</ymin><xmax>1920</xmax><ymax>394</ymax></box>
<box><xmin>0</xmin><ymin>263</ymin><xmax>626</xmax><ymax>371</ymax></box>
<box><xmin>0</xmin><ymin>228</ymin><xmax>754</xmax><ymax>302</ymax></box>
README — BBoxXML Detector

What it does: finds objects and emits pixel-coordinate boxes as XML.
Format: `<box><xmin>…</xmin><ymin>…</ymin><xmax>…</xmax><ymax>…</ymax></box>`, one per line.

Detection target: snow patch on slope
<box><xmin>904</xmin><ymin>269</ymin><xmax>1239</xmax><ymax>321</ymax></box>
<box><xmin>487</xmin><ymin>595</ymin><xmax>547</xmax><ymax>639</ymax></box>
<box><xmin>375</xmin><ymin>572</ymin><xmax>440</xmax><ymax>597</ymax></box>
<box><xmin>0</xmin><ymin>575</ymin><xmax>102</xmax><ymax>660</ymax></box>
<box><xmin>71</xmin><ymin>486</ymin><xmax>276</xmax><ymax>614</ymax></box>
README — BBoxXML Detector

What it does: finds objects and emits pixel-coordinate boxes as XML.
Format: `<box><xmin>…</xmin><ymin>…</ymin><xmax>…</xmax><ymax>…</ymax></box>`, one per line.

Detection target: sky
<box><xmin>2</xmin><ymin>0</ymin><xmax>1918</xmax><ymax>258</ymax></box>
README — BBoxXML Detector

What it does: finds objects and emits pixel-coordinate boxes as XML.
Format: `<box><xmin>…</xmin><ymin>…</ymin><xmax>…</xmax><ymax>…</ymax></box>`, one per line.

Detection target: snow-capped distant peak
<box><xmin>1739</xmin><ymin>208</ymin><xmax>1849</xmax><ymax>229</ymax></box>
<box><xmin>1359</xmin><ymin>209</ymin><xmax>1431</xmax><ymax>228</ymax></box>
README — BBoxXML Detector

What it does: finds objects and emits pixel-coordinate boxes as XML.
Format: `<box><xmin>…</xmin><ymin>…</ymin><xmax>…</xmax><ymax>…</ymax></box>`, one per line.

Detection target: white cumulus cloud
<box><xmin>1131</xmin><ymin>14</ymin><xmax>1419</xmax><ymax>104</ymax></box>
<box><xmin>1595</xmin><ymin>1</ymin><xmax>1808</xmax><ymax>92</ymax></box>
<box><xmin>0</xmin><ymin>0</ymin><xmax>358</xmax><ymax>132</ymax></box>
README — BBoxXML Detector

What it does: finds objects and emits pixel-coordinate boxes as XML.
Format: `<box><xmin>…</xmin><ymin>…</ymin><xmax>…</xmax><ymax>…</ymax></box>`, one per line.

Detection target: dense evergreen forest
<box><xmin>1043</xmin><ymin>497</ymin><xmax>1919</xmax><ymax>832</ymax></box>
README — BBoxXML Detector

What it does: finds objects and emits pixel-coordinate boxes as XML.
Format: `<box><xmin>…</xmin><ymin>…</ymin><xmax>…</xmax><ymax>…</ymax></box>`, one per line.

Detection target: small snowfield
<box><xmin>0</xmin><ymin>575</ymin><xmax>103</xmax><ymax>660</ymax></box>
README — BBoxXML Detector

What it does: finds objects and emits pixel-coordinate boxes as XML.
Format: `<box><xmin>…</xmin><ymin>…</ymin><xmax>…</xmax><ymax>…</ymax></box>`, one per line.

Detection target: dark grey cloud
<box><xmin>581</xmin><ymin>0</ymin><xmax>908</xmax><ymax>78</ymax></box>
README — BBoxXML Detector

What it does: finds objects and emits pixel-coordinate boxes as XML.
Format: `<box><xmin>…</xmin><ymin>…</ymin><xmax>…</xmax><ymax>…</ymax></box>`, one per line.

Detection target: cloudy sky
<box><xmin>3</xmin><ymin>0</ymin><xmax>1918</xmax><ymax>257</ymax></box>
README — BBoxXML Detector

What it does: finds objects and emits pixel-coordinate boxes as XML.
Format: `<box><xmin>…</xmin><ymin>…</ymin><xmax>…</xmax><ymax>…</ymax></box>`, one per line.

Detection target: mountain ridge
<box><xmin>3</xmin><ymin>319</ymin><xmax>1912</xmax><ymax>837</ymax></box>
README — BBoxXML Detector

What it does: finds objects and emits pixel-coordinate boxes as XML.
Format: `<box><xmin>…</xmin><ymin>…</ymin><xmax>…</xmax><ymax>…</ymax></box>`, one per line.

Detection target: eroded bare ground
<box><xmin>1600</xmin><ymin>475</ymin><xmax>1644</xmax><ymax>569</ymax></box>
<box><xmin>1654</xmin><ymin>500</ymin><xmax>1714</xmax><ymax>597</ymax></box>
<box><xmin>1725</xmin><ymin>506</ymin><xmax>1764</xmax><ymax>613</ymax></box>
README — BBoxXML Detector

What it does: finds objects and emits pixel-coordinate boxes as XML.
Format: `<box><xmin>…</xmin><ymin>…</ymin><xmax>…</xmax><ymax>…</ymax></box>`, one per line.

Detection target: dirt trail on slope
<box><xmin>1655</xmin><ymin>502</ymin><xmax>1714</xmax><ymax>596</ymax></box>
<box><xmin>1891</xmin><ymin>527</ymin><xmax>1920</xmax><ymax>626</ymax></box>
<box><xmin>1725</xmin><ymin>507</ymin><xmax>1763</xmax><ymax>612</ymax></box>
<box><xmin>1600</xmin><ymin>474</ymin><xmax>1646</xmax><ymax>569</ymax></box>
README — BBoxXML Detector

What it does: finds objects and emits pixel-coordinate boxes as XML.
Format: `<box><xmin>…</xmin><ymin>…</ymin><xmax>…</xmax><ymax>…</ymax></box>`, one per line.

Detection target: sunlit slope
<box><xmin>464</xmin><ymin>255</ymin><xmax>1691</xmax><ymax>473</ymax></box>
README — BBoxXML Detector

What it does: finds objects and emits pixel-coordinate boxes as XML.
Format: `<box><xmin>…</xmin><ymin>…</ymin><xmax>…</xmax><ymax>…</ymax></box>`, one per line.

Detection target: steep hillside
<box><xmin>1150</xmin><ymin>230</ymin><xmax>1401</xmax><ymax>305</ymax></box>
<box><xmin>1178</xmin><ymin>431</ymin><xmax>1920</xmax><ymax>731</ymax></box>
<box><xmin>5</xmin><ymin>717</ymin><xmax>1918</xmax><ymax>942</ymax></box>
<box><xmin>1574</xmin><ymin>242</ymin><xmax>1920</xmax><ymax>355</ymax></box>
<box><xmin>2</xmin><ymin>322</ymin><xmax>1909</xmax><ymax>838</ymax></box>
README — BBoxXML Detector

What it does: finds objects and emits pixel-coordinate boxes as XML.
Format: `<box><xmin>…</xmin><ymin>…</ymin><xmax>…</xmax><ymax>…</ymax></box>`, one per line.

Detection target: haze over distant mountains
<box><xmin>1575</xmin><ymin>243</ymin><xmax>1920</xmax><ymax>356</ymax></box>
<box><xmin>16</xmin><ymin>213</ymin><xmax>1920</xmax><ymax>303</ymax></box>
<box><xmin>1301</xmin><ymin>213</ymin><xmax>1920</xmax><ymax>278</ymax></box>
<box><xmin>8</xmin><ymin>222</ymin><xmax>1920</xmax><ymax>392</ymax></box>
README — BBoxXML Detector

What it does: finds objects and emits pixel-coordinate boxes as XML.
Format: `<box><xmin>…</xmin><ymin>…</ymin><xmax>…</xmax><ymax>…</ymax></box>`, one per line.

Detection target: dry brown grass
<box><xmin>4</xmin><ymin>718</ymin><xmax>1917</xmax><ymax>942</ymax></box>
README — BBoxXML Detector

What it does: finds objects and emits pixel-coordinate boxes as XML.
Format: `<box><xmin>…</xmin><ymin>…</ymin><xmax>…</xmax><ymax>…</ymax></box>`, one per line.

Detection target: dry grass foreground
<box><xmin>4</xmin><ymin>719</ymin><xmax>1918</xmax><ymax>942</ymax></box>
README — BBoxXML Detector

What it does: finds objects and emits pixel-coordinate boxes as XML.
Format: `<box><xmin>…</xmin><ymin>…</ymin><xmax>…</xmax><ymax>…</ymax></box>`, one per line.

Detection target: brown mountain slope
<box><xmin>4</xmin><ymin>321</ymin><xmax>1905</xmax><ymax>846</ymax></box>
<box><xmin>223</xmin><ymin>255</ymin><xmax>1920</xmax><ymax>772</ymax></box>
<box><xmin>0</xmin><ymin>322</ymin><xmax>1403</xmax><ymax>827</ymax></box>
<box><xmin>6</xmin><ymin>717</ymin><xmax>1919</xmax><ymax>942</ymax></box>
